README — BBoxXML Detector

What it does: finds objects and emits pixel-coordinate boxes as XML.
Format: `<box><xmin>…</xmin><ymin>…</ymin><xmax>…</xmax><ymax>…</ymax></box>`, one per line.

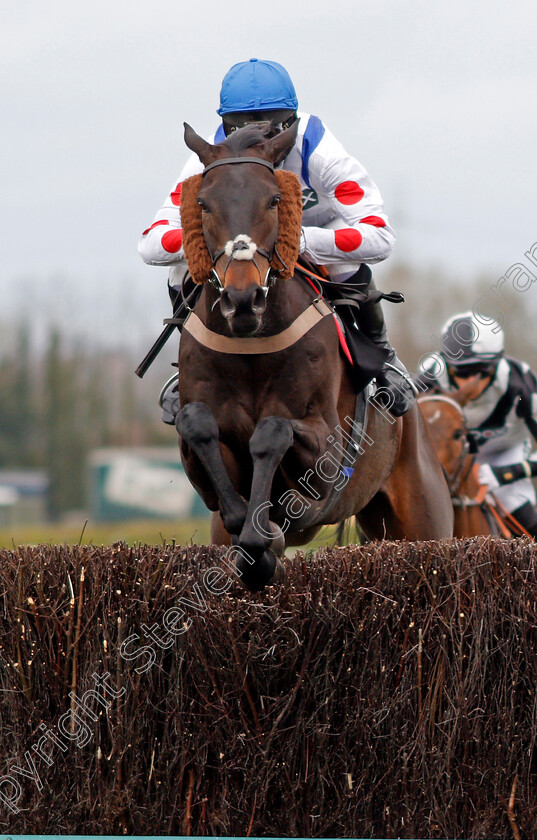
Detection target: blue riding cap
<box><xmin>217</xmin><ymin>58</ymin><xmax>298</xmax><ymax>115</ymax></box>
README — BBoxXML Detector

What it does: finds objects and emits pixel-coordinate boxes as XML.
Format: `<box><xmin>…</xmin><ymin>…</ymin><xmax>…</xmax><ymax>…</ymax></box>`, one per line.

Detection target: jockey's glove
<box><xmin>478</xmin><ymin>454</ymin><xmax>537</xmax><ymax>488</ymax></box>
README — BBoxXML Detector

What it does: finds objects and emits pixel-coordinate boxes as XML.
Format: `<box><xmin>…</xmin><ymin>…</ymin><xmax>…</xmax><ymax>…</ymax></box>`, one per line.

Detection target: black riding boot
<box><xmin>349</xmin><ymin>270</ymin><xmax>417</xmax><ymax>416</ymax></box>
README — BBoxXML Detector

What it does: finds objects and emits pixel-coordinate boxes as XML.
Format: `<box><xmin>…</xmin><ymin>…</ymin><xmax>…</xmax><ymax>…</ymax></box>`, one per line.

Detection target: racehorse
<box><xmin>417</xmin><ymin>394</ymin><xmax>497</xmax><ymax>536</ymax></box>
<box><xmin>175</xmin><ymin>121</ymin><xmax>453</xmax><ymax>591</ymax></box>
<box><xmin>417</xmin><ymin>392</ymin><xmax>535</xmax><ymax>538</ymax></box>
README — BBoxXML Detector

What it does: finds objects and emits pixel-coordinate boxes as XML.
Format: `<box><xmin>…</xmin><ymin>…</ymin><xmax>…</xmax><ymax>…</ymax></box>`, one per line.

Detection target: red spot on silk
<box><xmin>334</xmin><ymin>228</ymin><xmax>362</xmax><ymax>252</ymax></box>
<box><xmin>359</xmin><ymin>215</ymin><xmax>386</xmax><ymax>227</ymax></box>
<box><xmin>335</xmin><ymin>180</ymin><xmax>364</xmax><ymax>205</ymax></box>
<box><xmin>161</xmin><ymin>229</ymin><xmax>183</xmax><ymax>253</ymax></box>
<box><xmin>142</xmin><ymin>219</ymin><xmax>169</xmax><ymax>236</ymax></box>
<box><xmin>170</xmin><ymin>183</ymin><xmax>182</xmax><ymax>206</ymax></box>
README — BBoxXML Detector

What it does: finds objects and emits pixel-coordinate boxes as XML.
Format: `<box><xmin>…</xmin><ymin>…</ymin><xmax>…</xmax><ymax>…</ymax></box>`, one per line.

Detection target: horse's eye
<box><xmin>453</xmin><ymin>429</ymin><xmax>465</xmax><ymax>441</ymax></box>
<box><xmin>270</xmin><ymin>195</ymin><xmax>281</xmax><ymax>208</ymax></box>
<box><xmin>197</xmin><ymin>198</ymin><xmax>210</xmax><ymax>212</ymax></box>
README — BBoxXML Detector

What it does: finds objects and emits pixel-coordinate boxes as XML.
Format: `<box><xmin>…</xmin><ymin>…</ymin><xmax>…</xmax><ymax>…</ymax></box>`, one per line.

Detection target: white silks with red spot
<box><xmin>138</xmin><ymin>112</ymin><xmax>395</xmax><ymax>281</ymax></box>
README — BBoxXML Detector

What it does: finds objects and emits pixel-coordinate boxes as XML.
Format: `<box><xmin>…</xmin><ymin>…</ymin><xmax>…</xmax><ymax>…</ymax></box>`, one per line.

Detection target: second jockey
<box><xmin>416</xmin><ymin>311</ymin><xmax>537</xmax><ymax>537</ymax></box>
<box><xmin>138</xmin><ymin>58</ymin><xmax>416</xmax><ymax>421</ymax></box>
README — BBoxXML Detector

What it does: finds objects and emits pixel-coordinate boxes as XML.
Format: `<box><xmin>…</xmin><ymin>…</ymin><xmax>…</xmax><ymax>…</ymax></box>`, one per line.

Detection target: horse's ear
<box><xmin>263</xmin><ymin>118</ymin><xmax>300</xmax><ymax>166</ymax></box>
<box><xmin>184</xmin><ymin>123</ymin><xmax>218</xmax><ymax>166</ymax></box>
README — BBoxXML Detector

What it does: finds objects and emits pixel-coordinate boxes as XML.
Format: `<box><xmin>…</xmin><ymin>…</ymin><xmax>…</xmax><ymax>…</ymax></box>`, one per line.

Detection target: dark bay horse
<box><xmin>176</xmin><ymin>121</ymin><xmax>453</xmax><ymax>590</ymax></box>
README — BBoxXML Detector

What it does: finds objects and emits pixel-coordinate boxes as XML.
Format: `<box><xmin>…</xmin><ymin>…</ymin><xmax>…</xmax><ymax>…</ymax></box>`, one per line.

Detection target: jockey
<box><xmin>416</xmin><ymin>311</ymin><xmax>537</xmax><ymax>537</ymax></box>
<box><xmin>138</xmin><ymin>58</ymin><xmax>417</xmax><ymax>421</ymax></box>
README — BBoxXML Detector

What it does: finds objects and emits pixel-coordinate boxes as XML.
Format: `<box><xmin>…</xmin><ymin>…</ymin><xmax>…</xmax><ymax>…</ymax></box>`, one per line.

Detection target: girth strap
<box><xmin>181</xmin><ymin>298</ymin><xmax>333</xmax><ymax>354</ymax></box>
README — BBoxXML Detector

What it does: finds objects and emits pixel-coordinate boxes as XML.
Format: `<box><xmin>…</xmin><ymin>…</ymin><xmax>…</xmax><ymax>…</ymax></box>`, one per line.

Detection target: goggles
<box><xmin>448</xmin><ymin>361</ymin><xmax>498</xmax><ymax>379</ymax></box>
<box><xmin>222</xmin><ymin>109</ymin><xmax>297</xmax><ymax>137</ymax></box>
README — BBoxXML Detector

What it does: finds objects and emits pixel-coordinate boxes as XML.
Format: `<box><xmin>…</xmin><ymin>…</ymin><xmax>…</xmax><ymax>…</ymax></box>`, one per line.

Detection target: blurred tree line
<box><xmin>382</xmin><ymin>263</ymin><xmax>537</xmax><ymax>375</ymax></box>
<box><xmin>0</xmin><ymin>323</ymin><xmax>174</xmax><ymax>520</ymax></box>
<box><xmin>1</xmin><ymin>264</ymin><xmax>536</xmax><ymax>521</ymax></box>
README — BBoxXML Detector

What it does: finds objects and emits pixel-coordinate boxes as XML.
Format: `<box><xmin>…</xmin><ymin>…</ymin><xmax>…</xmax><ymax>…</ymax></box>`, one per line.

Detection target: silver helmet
<box><xmin>441</xmin><ymin>311</ymin><xmax>504</xmax><ymax>375</ymax></box>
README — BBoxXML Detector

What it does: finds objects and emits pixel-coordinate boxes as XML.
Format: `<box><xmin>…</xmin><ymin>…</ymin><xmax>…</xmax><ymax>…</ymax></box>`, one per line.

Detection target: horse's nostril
<box><xmin>220</xmin><ymin>289</ymin><xmax>236</xmax><ymax>319</ymax></box>
<box><xmin>252</xmin><ymin>286</ymin><xmax>267</xmax><ymax>314</ymax></box>
<box><xmin>220</xmin><ymin>284</ymin><xmax>266</xmax><ymax>321</ymax></box>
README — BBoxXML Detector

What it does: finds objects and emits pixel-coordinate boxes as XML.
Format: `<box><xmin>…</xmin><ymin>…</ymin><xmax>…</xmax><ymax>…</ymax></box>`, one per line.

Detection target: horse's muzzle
<box><xmin>220</xmin><ymin>283</ymin><xmax>267</xmax><ymax>335</ymax></box>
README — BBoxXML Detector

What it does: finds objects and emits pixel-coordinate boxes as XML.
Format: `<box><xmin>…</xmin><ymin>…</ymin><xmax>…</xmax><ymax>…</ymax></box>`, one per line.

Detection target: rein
<box><xmin>487</xmin><ymin>494</ymin><xmax>534</xmax><ymax>538</ymax></box>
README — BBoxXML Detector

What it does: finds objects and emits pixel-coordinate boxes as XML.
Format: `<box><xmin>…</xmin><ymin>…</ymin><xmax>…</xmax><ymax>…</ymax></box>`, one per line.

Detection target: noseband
<box><xmin>201</xmin><ymin>156</ymin><xmax>286</xmax><ymax>295</ymax></box>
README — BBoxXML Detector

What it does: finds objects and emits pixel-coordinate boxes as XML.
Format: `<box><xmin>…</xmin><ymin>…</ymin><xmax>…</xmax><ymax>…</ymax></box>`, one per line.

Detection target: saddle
<box><xmin>295</xmin><ymin>260</ymin><xmax>404</xmax><ymax>392</ymax></box>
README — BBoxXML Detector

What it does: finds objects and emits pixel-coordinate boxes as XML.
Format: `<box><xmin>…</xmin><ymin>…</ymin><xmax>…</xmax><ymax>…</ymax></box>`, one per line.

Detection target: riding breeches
<box><xmin>168</xmin><ymin>259</ymin><xmax>190</xmax><ymax>298</ymax></box>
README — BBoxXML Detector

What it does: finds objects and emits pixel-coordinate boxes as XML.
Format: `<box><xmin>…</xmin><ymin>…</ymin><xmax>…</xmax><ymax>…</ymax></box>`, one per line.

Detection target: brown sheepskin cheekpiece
<box><xmin>272</xmin><ymin>170</ymin><xmax>303</xmax><ymax>279</ymax></box>
<box><xmin>181</xmin><ymin>174</ymin><xmax>212</xmax><ymax>284</ymax></box>
<box><xmin>180</xmin><ymin>169</ymin><xmax>303</xmax><ymax>283</ymax></box>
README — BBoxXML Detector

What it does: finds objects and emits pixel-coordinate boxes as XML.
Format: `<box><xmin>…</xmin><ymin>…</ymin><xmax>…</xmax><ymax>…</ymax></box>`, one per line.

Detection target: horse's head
<box><xmin>183</xmin><ymin>120</ymin><xmax>300</xmax><ymax>336</ymax></box>
<box><xmin>418</xmin><ymin>394</ymin><xmax>470</xmax><ymax>491</ymax></box>
<box><xmin>448</xmin><ymin>373</ymin><xmax>493</xmax><ymax>407</ymax></box>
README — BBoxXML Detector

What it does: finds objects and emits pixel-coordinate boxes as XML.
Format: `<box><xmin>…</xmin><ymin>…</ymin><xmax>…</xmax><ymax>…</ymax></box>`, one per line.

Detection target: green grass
<box><xmin>0</xmin><ymin>517</ymin><xmax>360</xmax><ymax>551</ymax></box>
<box><xmin>0</xmin><ymin>518</ymin><xmax>212</xmax><ymax>549</ymax></box>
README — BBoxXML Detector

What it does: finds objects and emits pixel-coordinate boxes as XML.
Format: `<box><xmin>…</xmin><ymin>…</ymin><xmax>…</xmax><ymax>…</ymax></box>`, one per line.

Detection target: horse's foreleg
<box><xmin>210</xmin><ymin>511</ymin><xmax>233</xmax><ymax>545</ymax></box>
<box><xmin>176</xmin><ymin>402</ymin><xmax>247</xmax><ymax>536</ymax></box>
<box><xmin>235</xmin><ymin>417</ymin><xmax>294</xmax><ymax>590</ymax></box>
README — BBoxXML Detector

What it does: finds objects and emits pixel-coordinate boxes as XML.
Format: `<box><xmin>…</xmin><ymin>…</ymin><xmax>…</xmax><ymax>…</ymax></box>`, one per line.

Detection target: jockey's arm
<box><xmin>478</xmin><ymin>452</ymin><xmax>537</xmax><ymax>488</ymax></box>
<box><xmin>479</xmin><ymin>369</ymin><xmax>537</xmax><ymax>489</ymax></box>
<box><xmin>299</xmin><ymin>125</ymin><xmax>395</xmax><ymax>268</ymax></box>
<box><xmin>138</xmin><ymin>153</ymin><xmax>203</xmax><ymax>266</ymax></box>
<box><xmin>516</xmin><ymin>370</ymin><xmax>537</xmax><ymax>442</ymax></box>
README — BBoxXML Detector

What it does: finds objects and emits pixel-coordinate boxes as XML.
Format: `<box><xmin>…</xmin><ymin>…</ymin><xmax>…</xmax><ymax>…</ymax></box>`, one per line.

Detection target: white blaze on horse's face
<box><xmin>218</xmin><ymin>232</ymin><xmax>272</xmax><ymax>291</ymax></box>
<box><xmin>224</xmin><ymin>234</ymin><xmax>258</xmax><ymax>261</ymax></box>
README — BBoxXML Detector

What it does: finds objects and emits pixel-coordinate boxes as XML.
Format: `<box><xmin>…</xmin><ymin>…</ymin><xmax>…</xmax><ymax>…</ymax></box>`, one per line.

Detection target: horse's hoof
<box><xmin>236</xmin><ymin>548</ymin><xmax>282</xmax><ymax>593</ymax></box>
<box><xmin>268</xmin><ymin>556</ymin><xmax>285</xmax><ymax>585</ymax></box>
<box><xmin>267</xmin><ymin>520</ymin><xmax>285</xmax><ymax>555</ymax></box>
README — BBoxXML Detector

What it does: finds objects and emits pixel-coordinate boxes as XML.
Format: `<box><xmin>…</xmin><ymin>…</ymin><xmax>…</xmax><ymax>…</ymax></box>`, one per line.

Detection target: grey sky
<box><xmin>1</xmin><ymin>0</ymin><xmax>536</xmax><ymax>344</ymax></box>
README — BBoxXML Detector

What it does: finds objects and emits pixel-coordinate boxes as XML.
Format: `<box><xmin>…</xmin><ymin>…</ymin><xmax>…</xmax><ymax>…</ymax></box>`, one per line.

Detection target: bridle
<box><xmin>201</xmin><ymin>156</ymin><xmax>288</xmax><ymax>295</ymax></box>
